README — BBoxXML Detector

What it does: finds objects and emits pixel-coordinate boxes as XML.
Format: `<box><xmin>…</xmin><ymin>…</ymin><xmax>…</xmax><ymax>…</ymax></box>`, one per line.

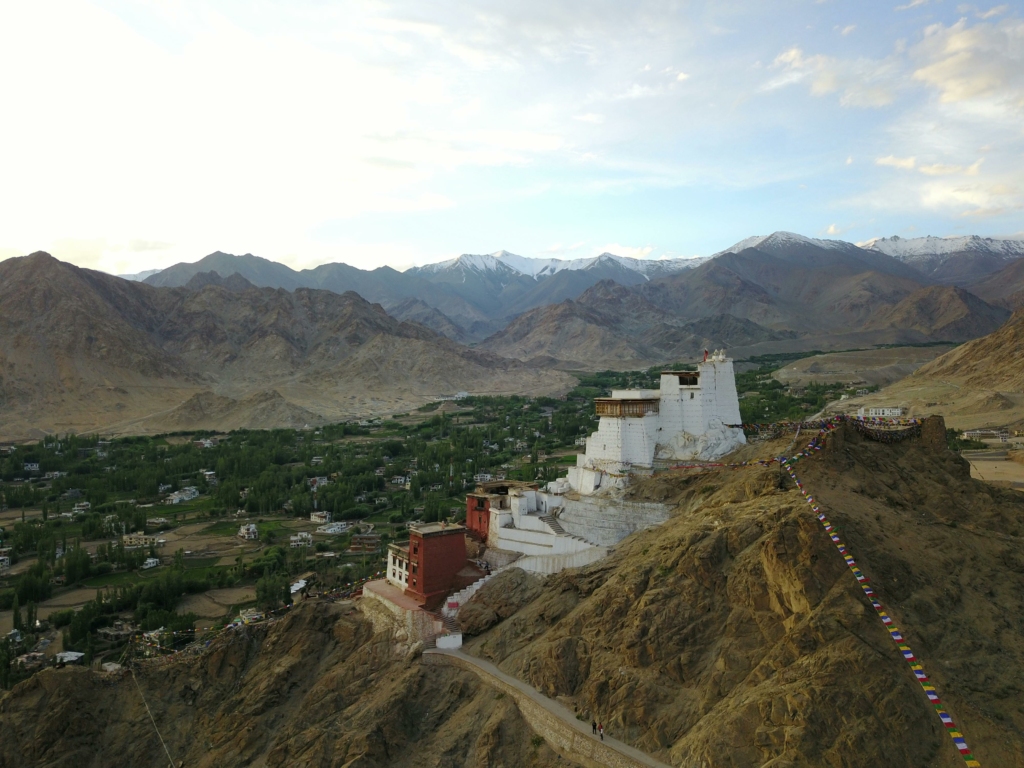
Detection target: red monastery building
<box><xmin>465</xmin><ymin>481</ymin><xmax>539</xmax><ymax>542</ymax></box>
<box><xmin>386</xmin><ymin>522</ymin><xmax>468</xmax><ymax>606</ymax></box>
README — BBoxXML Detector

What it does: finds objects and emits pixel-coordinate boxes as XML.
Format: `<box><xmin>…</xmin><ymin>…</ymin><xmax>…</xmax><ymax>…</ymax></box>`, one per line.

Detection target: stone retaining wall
<box><xmin>558</xmin><ymin>496</ymin><xmax>671</xmax><ymax>547</ymax></box>
<box><xmin>422</xmin><ymin>650</ymin><xmax>672</xmax><ymax>768</ymax></box>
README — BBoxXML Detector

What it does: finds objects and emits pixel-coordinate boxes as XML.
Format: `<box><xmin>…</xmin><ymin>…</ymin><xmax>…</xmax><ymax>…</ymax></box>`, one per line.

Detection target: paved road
<box><xmin>424</xmin><ymin>647</ymin><xmax>674</xmax><ymax>768</ymax></box>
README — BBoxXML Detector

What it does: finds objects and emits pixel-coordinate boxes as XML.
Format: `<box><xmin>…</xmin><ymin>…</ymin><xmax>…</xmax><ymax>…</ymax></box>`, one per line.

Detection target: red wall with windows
<box><xmin>405</xmin><ymin>528</ymin><xmax>467</xmax><ymax>605</ymax></box>
<box><xmin>465</xmin><ymin>495</ymin><xmax>490</xmax><ymax>540</ymax></box>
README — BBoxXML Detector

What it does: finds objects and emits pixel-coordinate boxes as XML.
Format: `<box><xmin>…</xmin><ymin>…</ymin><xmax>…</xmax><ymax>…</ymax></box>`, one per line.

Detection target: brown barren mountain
<box><xmin>3</xmin><ymin>420</ymin><xmax>1023</xmax><ymax>766</ymax></box>
<box><xmin>481</xmin><ymin>281</ymin><xmax>794</xmax><ymax>369</ymax></box>
<box><xmin>864</xmin><ymin>285</ymin><xmax>1009</xmax><ymax>341</ymax></box>
<box><xmin>968</xmin><ymin>258</ymin><xmax>1024</xmax><ymax>311</ymax></box>
<box><xmin>911</xmin><ymin>307</ymin><xmax>1024</xmax><ymax>391</ymax></box>
<box><xmin>0</xmin><ymin>253</ymin><xmax>572</xmax><ymax>439</ymax></box>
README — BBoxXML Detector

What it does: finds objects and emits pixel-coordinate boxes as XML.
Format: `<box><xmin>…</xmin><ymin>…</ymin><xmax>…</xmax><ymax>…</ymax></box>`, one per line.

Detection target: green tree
<box><xmin>25</xmin><ymin>601</ymin><xmax>36</xmax><ymax>631</ymax></box>
<box><xmin>173</xmin><ymin>548</ymin><xmax>185</xmax><ymax>571</ymax></box>
<box><xmin>11</xmin><ymin>593</ymin><xmax>21</xmax><ymax>631</ymax></box>
<box><xmin>0</xmin><ymin>638</ymin><xmax>11</xmax><ymax>690</ymax></box>
<box><xmin>256</xmin><ymin>573</ymin><xmax>288</xmax><ymax>610</ymax></box>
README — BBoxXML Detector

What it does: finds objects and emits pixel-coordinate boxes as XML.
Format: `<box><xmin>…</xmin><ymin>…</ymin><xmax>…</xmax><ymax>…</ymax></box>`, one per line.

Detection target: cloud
<box><xmin>545</xmin><ymin>241</ymin><xmax>586</xmax><ymax>254</ymax></box>
<box><xmin>764</xmin><ymin>46</ymin><xmax>898</xmax><ymax>107</ymax></box>
<box><xmin>840</xmin><ymin>25</ymin><xmax>857</xmax><ymax>36</ymax></box>
<box><xmin>896</xmin><ymin>0</ymin><xmax>930</xmax><ymax>9</ymax></box>
<box><xmin>127</xmin><ymin>239</ymin><xmax>173</xmax><ymax>252</ymax></box>
<box><xmin>911</xmin><ymin>18</ymin><xmax>1024</xmax><ymax>103</ymax></box>
<box><xmin>876</xmin><ymin>155</ymin><xmax>917</xmax><ymax>169</ymax></box>
<box><xmin>825</xmin><ymin>224</ymin><xmax>846</xmax><ymax>235</ymax></box>
<box><xmin>574</xmin><ymin>113</ymin><xmax>605</xmax><ymax>123</ymax></box>
<box><xmin>846</xmin><ymin>156</ymin><xmax>854</xmax><ymax>165</ymax></box>
<box><xmin>916</xmin><ymin>159</ymin><xmax>984</xmax><ymax>176</ymax></box>
<box><xmin>978</xmin><ymin>5</ymin><xmax>1009</xmax><ymax>19</ymax></box>
<box><xmin>676</xmin><ymin>72</ymin><xmax>690</xmax><ymax>81</ymax></box>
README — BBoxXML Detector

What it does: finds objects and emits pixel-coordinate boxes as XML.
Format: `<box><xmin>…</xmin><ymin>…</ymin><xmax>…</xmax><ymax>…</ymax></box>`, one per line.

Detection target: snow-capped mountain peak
<box><xmin>413</xmin><ymin>250</ymin><xmax>708</xmax><ymax>280</ymax></box>
<box><xmin>416</xmin><ymin>252</ymin><xmax>519</xmax><ymax>275</ymax></box>
<box><xmin>713</xmin><ymin>231</ymin><xmax>854</xmax><ymax>257</ymax></box>
<box><xmin>861</xmin><ymin>234</ymin><xmax>1024</xmax><ymax>262</ymax></box>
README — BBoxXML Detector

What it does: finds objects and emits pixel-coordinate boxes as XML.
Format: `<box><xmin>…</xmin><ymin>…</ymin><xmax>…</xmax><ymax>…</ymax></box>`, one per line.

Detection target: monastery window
<box><xmin>595</xmin><ymin>399</ymin><xmax>659</xmax><ymax>417</ymax></box>
<box><xmin>677</xmin><ymin>374</ymin><xmax>699</xmax><ymax>386</ymax></box>
<box><xmin>690</xmin><ymin>392</ymin><xmax>694</xmax><ymax>399</ymax></box>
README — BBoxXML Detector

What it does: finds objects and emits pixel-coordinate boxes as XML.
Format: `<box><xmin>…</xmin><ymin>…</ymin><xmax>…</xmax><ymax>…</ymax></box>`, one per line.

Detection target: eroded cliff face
<box><xmin>464</xmin><ymin>421</ymin><xmax>1024</xmax><ymax>767</ymax></box>
<box><xmin>0</xmin><ymin>602</ymin><xmax>571</xmax><ymax>768</ymax></box>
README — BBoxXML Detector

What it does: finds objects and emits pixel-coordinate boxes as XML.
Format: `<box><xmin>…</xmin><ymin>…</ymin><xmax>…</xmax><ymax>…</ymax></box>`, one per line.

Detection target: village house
<box><xmin>193</xmin><ymin>438</ymin><xmax>218</xmax><ymax>449</ymax></box>
<box><xmin>146</xmin><ymin>517</ymin><xmax>170</xmax><ymax>527</ymax></box>
<box><xmin>349</xmin><ymin>533</ymin><xmax>380</xmax><ymax>553</ymax></box>
<box><xmin>201</xmin><ymin>470</ymin><xmax>218</xmax><ymax>485</ymax></box>
<box><xmin>123</xmin><ymin>532</ymin><xmax>159</xmax><ymax>548</ymax></box>
<box><xmin>963</xmin><ymin>428</ymin><xmax>1009</xmax><ymax>442</ymax></box>
<box><xmin>238</xmin><ymin>523</ymin><xmax>259</xmax><ymax>540</ymax></box>
<box><xmin>289</xmin><ymin>532</ymin><xmax>313</xmax><ymax>548</ymax></box>
<box><xmin>858</xmin><ymin>406</ymin><xmax>908</xmax><ymax>419</ymax></box>
<box><xmin>307</xmin><ymin>476</ymin><xmax>329</xmax><ymax>490</ymax></box>
<box><xmin>97</xmin><ymin>621</ymin><xmax>138</xmax><ymax>642</ymax></box>
<box><xmin>311</xmin><ymin>456</ymin><xmax>324</xmax><ymax>466</ymax></box>
<box><xmin>142</xmin><ymin>557</ymin><xmax>161</xmax><ymax>569</ymax></box>
<box><xmin>23</xmin><ymin>462</ymin><xmax>40</xmax><ymax>473</ymax></box>
<box><xmin>166</xmin><ymin>486</ymin><xmax>199</xmax><ymax>504</ymax></box>
<box><xmin>310</xmin><ymin>510</ymin><xmax>331</xmax><ymax>524</ymax></box>
<box><xmin>317</xmin><ymin>522</ymin><xmax>349</xmax><ymax>534</ymax></box>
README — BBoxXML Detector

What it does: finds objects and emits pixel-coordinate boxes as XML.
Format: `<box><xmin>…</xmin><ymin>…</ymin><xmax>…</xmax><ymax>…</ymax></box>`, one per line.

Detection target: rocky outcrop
<box><xmin>458</xmin><ymin>568</ymin><xmax>544</xmax><ymax>636</ymax></box>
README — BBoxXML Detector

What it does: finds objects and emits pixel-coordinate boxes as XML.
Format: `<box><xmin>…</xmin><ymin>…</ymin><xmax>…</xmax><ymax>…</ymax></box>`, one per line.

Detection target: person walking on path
<box><xmin>592</xmin><ymin>720</ymin><xmax>597</xmax><ymax>735</ymax></box>
<box><xmin>598</xmin><ymin>723</ymin><xmax>604</xmax><ymax>741</ymax></box>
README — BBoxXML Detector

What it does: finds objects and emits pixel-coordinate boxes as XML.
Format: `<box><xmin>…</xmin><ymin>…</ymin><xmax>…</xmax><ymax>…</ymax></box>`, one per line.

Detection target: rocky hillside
<box><xmin>0</xmin><ymin>253</ymin><xmax>573</xmax><ymax>440</ymax></box>
<box><xmin>968</xmin><ymin>258</ymin><xmax>1024</xmax><ymax>311</ymax></box>
<box><xmin>863</xmin><ymin>285</ymin><xmax>1010</xmax><ymax>341</ymax></box>
<box><xmin>911</xmin><ymin>308</ymin><xmax>1024</xmax><ymax>392</ymax></box>
<box><xmin>461</xmin><ymin>419</ymin><xmax>1024</xmax><ymax>766</ymax></box>
<box><xmin>3</xmin><ymin>419</ymin><xmax>1022</xmax><ymax>767</ymax></box>
<box><xmin>0</xmin><ymin>602</ymin><xmax>569</xmax><ymax>768</ymax></box>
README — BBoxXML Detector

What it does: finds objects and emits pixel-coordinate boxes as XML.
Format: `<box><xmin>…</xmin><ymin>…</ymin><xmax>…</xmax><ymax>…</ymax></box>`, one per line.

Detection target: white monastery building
<box><xmin>563</xmin><ymin>352</ymin><xmax>745</xmax><ymax>495</ymax></box>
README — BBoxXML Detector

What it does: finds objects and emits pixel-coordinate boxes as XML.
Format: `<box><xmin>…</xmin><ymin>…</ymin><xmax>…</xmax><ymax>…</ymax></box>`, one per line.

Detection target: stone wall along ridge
<box><xmin>422</xmin><ymin>648</ymin><xmax>674</xmax><ymax>768</ymax></box>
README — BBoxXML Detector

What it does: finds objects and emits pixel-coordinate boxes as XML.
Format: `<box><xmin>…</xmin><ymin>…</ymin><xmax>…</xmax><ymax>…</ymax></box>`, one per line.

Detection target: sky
<box><xmin>0</xmin><ymin>0</ymin><xmax>1022</xmax><ymax>276</ymax></box>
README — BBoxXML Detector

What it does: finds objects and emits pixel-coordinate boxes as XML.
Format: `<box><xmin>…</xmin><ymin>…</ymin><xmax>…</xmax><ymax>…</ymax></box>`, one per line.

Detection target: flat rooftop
<box><xmin>409</xmin><ymin>522</ymin><xmax>465</xmax><ymax>536</ymax></box>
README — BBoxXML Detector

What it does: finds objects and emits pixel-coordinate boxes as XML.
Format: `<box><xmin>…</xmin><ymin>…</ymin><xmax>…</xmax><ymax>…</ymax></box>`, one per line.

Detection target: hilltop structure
<box><xmin>560</xmin><ymin>351</ymin><xmax>745</xmax><ymax>494</ymax></box>
<box><xmin>461</xmin><ymin>353</ymin><xmax>746</xmax><ymax>570</ymax></box>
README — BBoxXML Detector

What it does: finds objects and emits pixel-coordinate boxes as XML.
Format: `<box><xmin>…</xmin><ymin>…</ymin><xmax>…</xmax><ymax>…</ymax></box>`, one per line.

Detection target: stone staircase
<box><xmin>539</xmin><ymin>514</ymin><xmax>564</xmax><ymax>534</ymax></box>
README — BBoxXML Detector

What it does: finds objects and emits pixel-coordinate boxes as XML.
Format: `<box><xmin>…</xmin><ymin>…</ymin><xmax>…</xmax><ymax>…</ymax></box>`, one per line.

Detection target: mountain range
<box><xmin>137</xmin><ymin>233</ymin><xmax>1024</xmax><ymax>352</ymax></box>
<box><xmin>143</xmin><ymin>250</ymin><xmax>708</xmax><ymax>341</ymax></box>
<box><xmin>0</xmin><ymin>254</ymin><xmax>572</xmax><ymax>440</ymax></box>
<box><xmin>480</xmin><ymin>233</ymin><xmax>1018</xmax><ymax>366</ymax></box>
<box><xmin>2</xmin><ymin>231</ymin><xmax>1024</xmax><ymax>437</ymax></box>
